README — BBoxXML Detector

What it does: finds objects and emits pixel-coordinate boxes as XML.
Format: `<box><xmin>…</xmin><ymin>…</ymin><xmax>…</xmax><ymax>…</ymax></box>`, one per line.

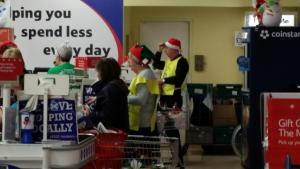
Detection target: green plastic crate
<box><xmin>215</xmin><ymin>84</ymin><xmax>242</xmax><ymax>100</ymax></box>
<box><xmin>187</xmin><ymin>83</ymin><xmax>213</xmax><ymax>98</ymax></box>
<box><xmin>213</xmin><ymin>126</ymin><xmax>235</xmax><ymax>145</ymax></box>
<box><xmin>188</xmin><ymin>126</ymin><xmax>213</xmax><ymax>144</ymax></box>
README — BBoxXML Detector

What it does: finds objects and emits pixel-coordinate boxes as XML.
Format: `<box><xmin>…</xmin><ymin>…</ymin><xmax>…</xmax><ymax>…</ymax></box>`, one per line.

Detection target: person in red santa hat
<box><xmin>153</xmin><ymin>37</ymin><xmax>189</xmax><ymax>169</ymax></box>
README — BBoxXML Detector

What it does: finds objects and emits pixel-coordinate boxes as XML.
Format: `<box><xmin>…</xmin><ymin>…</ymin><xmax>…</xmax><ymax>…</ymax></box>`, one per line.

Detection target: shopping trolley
<box><xmin>156</xmin><ymin>108</ymin><xmax>186</xmax><ymax>133</ymax></box>
<box><xmin>83</xmin><ymin>131</ymin><xmax>179</xmax><ymax>169</ymax></box>
<box><xmin>156</xmin><ymin>105</ymin><xmax>187</xmax><ymax>167</ymax></box>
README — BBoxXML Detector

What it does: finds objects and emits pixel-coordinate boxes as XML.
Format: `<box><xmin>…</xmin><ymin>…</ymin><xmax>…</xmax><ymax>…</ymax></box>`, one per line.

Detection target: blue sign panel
<box><xmin>82</xmin><ymin>85</ymin><xmax>95</xmax><ymax>105</ymax></box>
<box><xmin>19</xmin><ymin>98</ymin><xmax>78</xmax><ymax>142</ymax></box>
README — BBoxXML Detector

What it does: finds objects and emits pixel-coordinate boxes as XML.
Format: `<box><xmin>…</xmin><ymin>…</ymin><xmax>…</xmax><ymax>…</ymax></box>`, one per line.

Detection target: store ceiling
<box><xmin>124</xmin><ymin>0</ymin><xmax>300</xmax><ymax>7</ymax></box>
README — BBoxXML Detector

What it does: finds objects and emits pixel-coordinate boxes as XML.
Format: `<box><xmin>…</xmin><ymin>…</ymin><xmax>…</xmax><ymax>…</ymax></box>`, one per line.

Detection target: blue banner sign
<box><xmin>82</xmin><ymin>85</ymin><xmax>95</xmax><ymax>105</ymax></box>
<box><xmin>19</xmin><ymin>98</ymin><xmax>78</xmax><ymax>142</ymax></box>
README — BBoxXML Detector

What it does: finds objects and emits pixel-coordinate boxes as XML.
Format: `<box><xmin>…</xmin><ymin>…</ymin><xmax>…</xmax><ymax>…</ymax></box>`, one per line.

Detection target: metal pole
<box><xmin>1</xmin><ymin>86</ymin><xmax>11</xmax><ymax>142</ymax></box>
<box><xmin>42</xmin><ymin>88</ymin><xmax>50</xmax><ymax>169</ymax></box>
<box><xmin>42</xmin><ymin>88</ymin><xmax>49</xmax><ymax>142</ymax></box>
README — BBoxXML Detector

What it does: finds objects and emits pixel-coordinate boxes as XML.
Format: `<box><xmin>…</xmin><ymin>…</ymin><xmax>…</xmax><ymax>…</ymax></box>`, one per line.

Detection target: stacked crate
<box><xmin>187</xmin><ymin>83</ymin><xmax>242</xmax><ymax>148</ymax></box>
<box><xmin>187</xmin><ymin>84</ymin><xmax>213</xmax><ymax>145</ymax></box>
<box><xmin>213</xmin><ymin>84</ymin><xmax>242</xmax><ymax>145</ymax></box>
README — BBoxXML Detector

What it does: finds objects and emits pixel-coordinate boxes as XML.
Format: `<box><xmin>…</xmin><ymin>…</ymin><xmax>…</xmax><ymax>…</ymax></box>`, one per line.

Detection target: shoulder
<box><xmin>179</xmin><ymin>56</ymin><xmax>188</xmax><ymax>62</ymax></box>
<box><xmin>178</xmin><ymin>57</ymin><xmax>189</xmax><ymax>66</ymax></box>
<box><xmin>48</xmin><ymin>65</ymin><xmax>62</xmax><ymax>74</ymax></box>
<box><xmin>65</xmin><ymin>63</ymin><xmax>75</xmax><ymax>69</ymax></box>
<box><xmin>104</xmin><ymin>80</ymin><xmax>125</xmax><ymax>92</ymax></box>
<box><xmin>48</xmin><ymin>64</ymin><xmax>74</xmax><ymax>74</ymax></box>
<box><xmin>139</xmin><ymin>68</ymin><xmax>156</xmax><ymax>79</ymax></box>
<box><xmin>61</xmin><ymin>63</ymin><xmax>74</xmax><ymax>70</ymax></box>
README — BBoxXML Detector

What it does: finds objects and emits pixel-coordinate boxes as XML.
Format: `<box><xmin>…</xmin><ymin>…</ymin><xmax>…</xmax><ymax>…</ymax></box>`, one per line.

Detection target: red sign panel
<box><xmin>75</xmin><ymin>56</ymin><xmax>102</xmax><ymax>69</ymax></box>
<box><xmin>0</xmin><ymin>28</ymin><xmax>14</xmax><ymax>42</ymax></box>
<box><xmin>0</xmin><ymin>58</ymin><xmax>24</xmax><ymax>81</ymax></box>
<box><xmin>266</xmin><ymin>98</ymin><xmax>300</xmax><ymax>169</ymax></box>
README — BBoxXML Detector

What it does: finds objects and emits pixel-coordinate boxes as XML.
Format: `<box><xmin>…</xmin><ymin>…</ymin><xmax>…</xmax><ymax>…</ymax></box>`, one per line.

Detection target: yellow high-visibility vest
<box><xmin>128</xmin><ymin>75</ymin><xmax>158</xmax><ymax>131</ymax></box>
<box><xmin>161</xmin><ymin>56</ymin><xmax>181</xmax><ymax>95</ymax></box>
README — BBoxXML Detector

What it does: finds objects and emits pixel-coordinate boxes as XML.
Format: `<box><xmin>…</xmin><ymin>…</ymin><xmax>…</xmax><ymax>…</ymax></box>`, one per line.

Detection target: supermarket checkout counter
<box><xmin>0</xmin><ymin>74</ymin><xmax>96</xmax><ymax>169</ymax></box>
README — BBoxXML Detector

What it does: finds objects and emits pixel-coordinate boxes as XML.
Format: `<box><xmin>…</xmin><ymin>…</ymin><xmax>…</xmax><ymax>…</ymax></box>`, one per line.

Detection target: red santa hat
<box><xmin>165</xmin><ymin>38</ymin><xmax>181</xmax><ymax>51</ymax></box>
<box><xmin>129</xmin><ymin>44</ymin><xmax>143</xmax><ymax>63</ymax></box>
<box><xmin>129</xmin><ymin>44</ymin><xmax>154</xmax><ymax>65</ymax></box>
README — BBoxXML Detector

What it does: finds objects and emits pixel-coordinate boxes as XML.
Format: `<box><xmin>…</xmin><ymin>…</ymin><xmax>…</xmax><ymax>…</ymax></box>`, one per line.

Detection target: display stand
<box><xmin>0</xmin><ymin>58</ymin><xmax>24</xmax><ymax>142</ymax></box>
<box><xmin>0</xmin><ymin>74</ymin><xmax>96</xmax><ymax>169</ymax></box>
<box><xmin>242</xmin><ymin>27</ymin><xmax>300</xmax><ymax>169</ymax></box>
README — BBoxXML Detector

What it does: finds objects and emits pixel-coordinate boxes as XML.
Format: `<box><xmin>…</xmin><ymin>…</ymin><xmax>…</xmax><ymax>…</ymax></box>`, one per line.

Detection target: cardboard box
<box><xmin>213</xmin><ymin>104</ymin><xmax>237</xmax><ymax>126</ymax></box>
<box><xmin>213</xmin><ymin>104</ymin><xmax>235</xmax><ymax>118</ymax></box>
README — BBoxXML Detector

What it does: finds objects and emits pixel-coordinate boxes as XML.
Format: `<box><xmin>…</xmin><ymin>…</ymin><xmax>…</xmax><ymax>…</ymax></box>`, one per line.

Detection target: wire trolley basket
<box><xmin>156</xmin><ymin>108</ymin><xmax>187</xmax><ymax>133</ymax></box>
<box><xmin>83</xmin><ymin>131</ymin><xmax>179</xmax><ymax>169</ymax></box>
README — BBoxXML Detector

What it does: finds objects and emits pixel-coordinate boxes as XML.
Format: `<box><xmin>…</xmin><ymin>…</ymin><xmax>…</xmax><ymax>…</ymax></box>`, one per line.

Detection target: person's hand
<box><xmin>158</xmin><ymin>42</ymin><xmax>165</xmax><ymax>52</ymax></box>
<box><xmin>82</xmin><ymin>104</ymin><xmax>91</xmax><ymax>116</ymax></box>
<box><xmin>158</xmin><ymin>79</ymin><xmax>165</xmax><ymax>94</ymax></box>
<box><xmin>86</xmin><ymin>96</ymin><xmax>96</xmax><ymax>105</ymax></box>
<box><xmin>158</xmin><ymin>79</ymin><xmax>165</xmax><ymax>85</ymax></box>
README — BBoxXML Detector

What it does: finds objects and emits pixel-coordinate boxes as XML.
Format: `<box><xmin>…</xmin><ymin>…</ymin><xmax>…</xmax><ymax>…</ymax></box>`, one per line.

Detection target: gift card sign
<box><xmin>75</xmin><ymin>56</ymin><xmax>102</xmax><ymax>69</ymax></box>
<box><xmin>19</xmin><ymin>98</ymin><xmax>78</xmax><ymax>143</ymax></box>
<box><xmin>266</xmin><ymin>98</ymin><xmax>300</xmax><ymax>169</ymax></box>
<box><xmin>0</xmin><ymin>58</ymin><xmax>24</xmax><ymax>81</ymax></box>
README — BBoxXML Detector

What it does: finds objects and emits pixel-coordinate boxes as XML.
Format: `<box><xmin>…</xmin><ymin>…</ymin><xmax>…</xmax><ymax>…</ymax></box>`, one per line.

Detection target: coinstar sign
<box><xmin>9</xmin><ymin>0</ymin><xmax>123</xmax><ymax>69</ymax></box>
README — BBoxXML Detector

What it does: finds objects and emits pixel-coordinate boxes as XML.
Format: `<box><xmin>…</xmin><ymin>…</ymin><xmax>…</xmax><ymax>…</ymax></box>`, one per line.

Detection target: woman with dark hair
<box><xmin>82</xmin><ymin>58</ymin><xmax>129</xmax><ymax>131</ymax></box>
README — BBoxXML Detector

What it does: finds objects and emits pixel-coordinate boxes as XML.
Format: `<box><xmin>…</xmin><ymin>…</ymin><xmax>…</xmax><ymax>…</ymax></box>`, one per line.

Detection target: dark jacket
<box><xmin>89</xmin><ymin>79</ymin><xmax>129</xmax><ymax>132</ymax></box>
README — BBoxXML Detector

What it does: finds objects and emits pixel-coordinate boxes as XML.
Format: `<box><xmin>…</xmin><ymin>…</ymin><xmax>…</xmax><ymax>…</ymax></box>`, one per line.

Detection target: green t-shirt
<box><xmin>48</xmin><ymin>63</ymin><xmax>75</xmax><ymax>74</ymax></box>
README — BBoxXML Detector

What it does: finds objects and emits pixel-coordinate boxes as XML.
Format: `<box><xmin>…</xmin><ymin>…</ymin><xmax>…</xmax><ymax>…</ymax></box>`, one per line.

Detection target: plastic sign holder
<box><xmin>0</xmin><ymin>58</ymin><xmax>24</xmax><ymax>142</ymax></box>
<box><xmin>24</xmin><ymin>74</ymin><xmax>69</xmax><ymax>142</ymax></box>
<box><xmin>24</xmin><ymin>74</ymin><xmax>69</xmax><ymax>169</ymax></box>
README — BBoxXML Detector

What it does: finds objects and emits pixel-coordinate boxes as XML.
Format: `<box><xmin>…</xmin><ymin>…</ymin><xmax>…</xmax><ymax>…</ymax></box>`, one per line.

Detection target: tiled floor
<box><xmin>184</xmin><ymin>145</ymin><xmax>242</xmax><ymax>169</ymax></box>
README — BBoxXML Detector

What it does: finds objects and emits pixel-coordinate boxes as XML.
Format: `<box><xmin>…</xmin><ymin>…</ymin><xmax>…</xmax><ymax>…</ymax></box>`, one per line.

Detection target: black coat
<box><xmin>89</xmin><ymin>79</ymin><xmax>129</xmax><ymax>132</ymax></box>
